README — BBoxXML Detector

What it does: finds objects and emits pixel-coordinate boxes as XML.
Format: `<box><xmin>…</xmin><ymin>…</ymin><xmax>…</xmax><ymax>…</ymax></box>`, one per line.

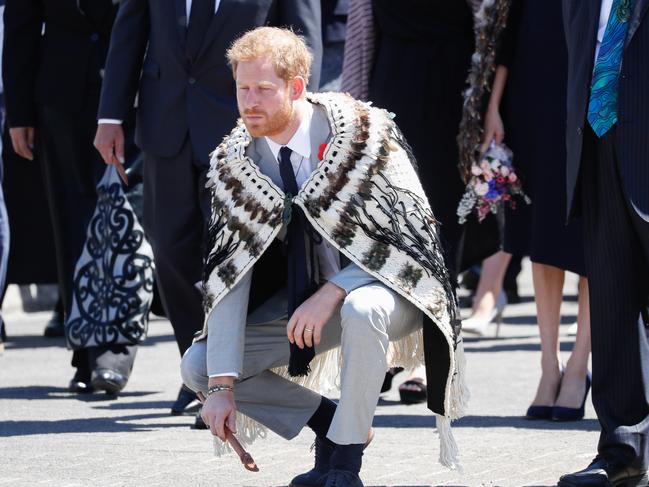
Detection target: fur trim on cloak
<box><xmin>201</xmin><ymin>92</ymin><xmax>469</xmax><ymax>468</ymax></box>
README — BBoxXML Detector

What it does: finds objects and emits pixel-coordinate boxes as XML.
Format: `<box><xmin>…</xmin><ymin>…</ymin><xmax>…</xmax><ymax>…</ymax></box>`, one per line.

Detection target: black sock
<box><xmin>330</xmin><ymin>443</ymin><xmax>364</xmax><ymax>474</ymax></box>
<box><xmin>307</xmin><ymin>396</ymin><xmax>337</xmax><ymax>445</ymax></box>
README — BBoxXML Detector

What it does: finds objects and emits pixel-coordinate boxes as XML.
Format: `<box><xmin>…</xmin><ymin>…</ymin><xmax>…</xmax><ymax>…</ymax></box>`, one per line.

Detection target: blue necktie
<box><xmin>587</xmin><ymin>0</ymin><xmax>634</xmax><ymax>137</ymax></box>
<box><xmin>185</xmin><ymin>0</ymin><xmax>215</xmax><ymax>62</ymax></box>
<box><xmin>278</xmin><ymin>147</ymin><xmax>316</xmax><ymax>376</ymax></box>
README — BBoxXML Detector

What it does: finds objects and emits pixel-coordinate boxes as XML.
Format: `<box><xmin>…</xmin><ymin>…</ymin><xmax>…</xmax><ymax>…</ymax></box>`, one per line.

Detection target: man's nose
<box><xmin>244</xmin><ymin>90</ymin><xmax>260</xmax><ymax>109</ymax></box>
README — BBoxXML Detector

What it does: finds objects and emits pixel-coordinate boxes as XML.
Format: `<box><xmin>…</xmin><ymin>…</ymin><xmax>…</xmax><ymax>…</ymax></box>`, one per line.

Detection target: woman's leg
<box><xmin>555</xmin><ymin>277</ymin><xmax>591</xmax><ymax>408</ymax></box>
<box><xmin>469</xmin><ymin>251</ymin><xmax>512</xmax><ymax>321</ymax></box>
<box><xmin>529</xmin><ymin>263</ymin><xmax>565</xmax><ymax>406</ymax></box>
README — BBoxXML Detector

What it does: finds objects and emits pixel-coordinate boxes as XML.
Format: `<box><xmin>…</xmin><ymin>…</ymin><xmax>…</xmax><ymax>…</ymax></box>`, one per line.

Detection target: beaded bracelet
<box><xmin>207</xmin><ymin>384</ymin><xmax>234</xmax><ymax>396</ymax></box>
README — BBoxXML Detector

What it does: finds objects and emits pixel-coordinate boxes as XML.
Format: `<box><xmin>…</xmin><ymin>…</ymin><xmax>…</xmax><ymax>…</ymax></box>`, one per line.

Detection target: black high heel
<box><xmin>380</xmin><ymin>367</ymin><xmax>403</xmax><ymax>393</ymax></box>
<box><xmin>526</xmin><ymin>365</ymin><xmax>564</xmax><ymax>420</ymax></box>
<box><xmin>552</xmin><ymin>372</ymin><xmax>591</xmax><ymax>422</ymax></box>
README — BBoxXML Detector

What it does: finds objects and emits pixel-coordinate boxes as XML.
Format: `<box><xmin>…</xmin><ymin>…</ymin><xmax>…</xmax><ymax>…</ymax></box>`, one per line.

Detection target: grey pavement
<box><xmin>0</xmin><ymin>260</ymin><xmax>597</xmax><ymax>487</ymax></box>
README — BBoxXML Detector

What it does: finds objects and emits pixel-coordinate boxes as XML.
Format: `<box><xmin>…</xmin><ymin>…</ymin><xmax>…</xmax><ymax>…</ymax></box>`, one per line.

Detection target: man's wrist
<box><xmin>323</xmin><ymin>281</ymin><xmax>347</xmax><ymax>301</ymax></box>
<box><xmin>208</xmin><ymin>376</ymin><xmax>235</xmax><ymax>388</ymax></box>
<box><xmin>206</xmin><ymin>384</ymin><xmax>234</xmax><ymax>397</ymax></box>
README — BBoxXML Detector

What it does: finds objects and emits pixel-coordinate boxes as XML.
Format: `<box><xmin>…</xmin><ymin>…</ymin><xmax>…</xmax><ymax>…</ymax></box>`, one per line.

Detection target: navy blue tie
<box><xmin>186</xmin><ymin>0</ymin><xmax>215</xmax><ymax>63</ymax></box>
<box><xmin>278</xmin><ymin>146</ymin><xmax>316</xmax><ymax>376</ymax></box>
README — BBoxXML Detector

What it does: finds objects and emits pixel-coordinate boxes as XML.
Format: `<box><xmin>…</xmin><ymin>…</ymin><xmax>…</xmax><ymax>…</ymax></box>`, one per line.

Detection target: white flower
<box><xmin>475</xmin><ymin>182</ymin><xmax>489</xmax><ymax>196</ymax></box>
<box><xmin>500</xmin><ymin>166</ymin><xmax>510</xmax><ymax>176</ymax></box>
<box><xmin>471</xmin><ymin>165</ymin><xmax>482</xmax><ymax>176</ymax></box>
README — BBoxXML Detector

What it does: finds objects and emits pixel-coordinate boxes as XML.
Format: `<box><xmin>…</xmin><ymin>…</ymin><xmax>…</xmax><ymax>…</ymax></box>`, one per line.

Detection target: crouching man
<box><xmin>181</xmin><ymin>27</ymin><xmax>467</xmax><ymax>487</ymax></box>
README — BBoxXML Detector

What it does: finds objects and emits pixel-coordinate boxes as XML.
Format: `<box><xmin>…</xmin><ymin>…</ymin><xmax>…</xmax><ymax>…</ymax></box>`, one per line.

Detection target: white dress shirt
<box><xmin>264</xmin><ymin>103</ymin><xmax>342</xmax><ymax>282</ymax></box>
<box><xmin>98</xmin><ymin>0</ymin><xmax>221</xmax><ymax>125</ymax></box>
<box><xmin>185</xmin><ymin>0</ymin><xmax>221</xmax><ymax>25</ymax></box>
<box><xmin>595</xmin><ymin>0</ymin><xmax>615</xmax><ymax>62</ymax></box>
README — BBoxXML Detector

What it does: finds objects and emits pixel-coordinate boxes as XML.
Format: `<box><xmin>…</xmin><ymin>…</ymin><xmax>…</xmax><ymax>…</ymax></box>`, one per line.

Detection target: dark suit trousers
<box><xmin>143</xmin><ymin>141</ymin><xmax>211</xmax><ymax>355</ymax></box>
<box><xmin>37</xmin><ymin>93</ymin><xmax>108</xmax><ymax>314</ymax></box>
<box><xmin>580</xmin><ymin>125</ymin><xmax>649</xmax><ymax>468</ymax></box>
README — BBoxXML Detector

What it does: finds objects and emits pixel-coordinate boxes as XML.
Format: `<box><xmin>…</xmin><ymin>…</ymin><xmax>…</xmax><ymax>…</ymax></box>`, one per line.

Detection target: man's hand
<box><xmin>94</xmin><ymin>123</ymin><xmax>128</xmax><ymax>184</ymax></box>
<box><xmin>9</xmin><ymin>127</ymin><xmax>35</xmax><ymax>161</ymax></box>
<box><xmin>201</xmin><ymin>376</ymin><xmax>237</xmax><ymax>441</ymax></box>
<box><xmin>287</xmin><ymin>282</ymin><xmax>346</xmax><ymax>349</ymax></box>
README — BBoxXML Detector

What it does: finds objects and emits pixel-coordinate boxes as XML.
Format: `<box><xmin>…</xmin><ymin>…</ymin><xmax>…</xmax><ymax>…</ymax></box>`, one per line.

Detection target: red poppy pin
<box><xmin>318</xmin><ymin>143</ymin><xmax>327</xmax><ymax>161</ymax></box>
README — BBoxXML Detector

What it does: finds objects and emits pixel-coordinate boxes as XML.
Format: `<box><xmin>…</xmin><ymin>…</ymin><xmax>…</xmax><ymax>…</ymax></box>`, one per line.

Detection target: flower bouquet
<box><xmin>457</xmin><ymin>142</ymin><xmax>530</xmax><ymax>224</ymax></box>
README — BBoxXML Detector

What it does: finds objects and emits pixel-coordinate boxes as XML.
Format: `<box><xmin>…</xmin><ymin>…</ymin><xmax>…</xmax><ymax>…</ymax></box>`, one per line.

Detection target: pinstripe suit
<box><xmin>563</xmin><ymin>0</ymin><xmax>649</xmax><ymax>469</ymax></box>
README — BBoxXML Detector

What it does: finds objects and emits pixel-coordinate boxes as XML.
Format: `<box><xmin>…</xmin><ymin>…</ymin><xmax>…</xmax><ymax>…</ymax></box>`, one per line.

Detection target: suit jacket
<box><xmin>563</xmin><ymin>0</ymin><xmax>649</xmax><ymax>221</ymax></box>
<box><xmin>205</xmin><ymin>102</ymin><xmax>374</xmax><ymax>377</ymax></box>
<box><xmin>98</xmin><ymin>0</ymin><xmax>323</xmax><ymax>164</ymax></box>
<box><xmin>2</xmin><ymin>0</ymin><xmax>118</xmax><ymax>127</ymax></box>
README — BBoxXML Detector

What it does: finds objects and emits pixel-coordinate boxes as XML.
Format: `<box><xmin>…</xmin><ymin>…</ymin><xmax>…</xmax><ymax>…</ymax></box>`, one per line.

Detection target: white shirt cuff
<box><xmin>208</xmin><ymin>373</ymin><xmax>238</xmax><ymax>378</ymax></box>
<box><xmin>98</xmin><ymin>119</ymin><xmax>123</xmax><ymax>125</ymax></box>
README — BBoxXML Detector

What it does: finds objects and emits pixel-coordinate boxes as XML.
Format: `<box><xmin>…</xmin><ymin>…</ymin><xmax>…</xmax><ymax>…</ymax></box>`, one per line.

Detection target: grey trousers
<box><xmin>181</xmin><ymin>282</ymin><xmax>422</xmax><ymax>445</ymax></box>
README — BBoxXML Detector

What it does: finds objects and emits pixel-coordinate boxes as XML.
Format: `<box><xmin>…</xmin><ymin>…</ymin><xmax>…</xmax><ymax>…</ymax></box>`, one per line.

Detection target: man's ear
<box><xmin>291</xmin><ymin>76</ymin><xmax>306</xmax><ymax>100</ymax></box>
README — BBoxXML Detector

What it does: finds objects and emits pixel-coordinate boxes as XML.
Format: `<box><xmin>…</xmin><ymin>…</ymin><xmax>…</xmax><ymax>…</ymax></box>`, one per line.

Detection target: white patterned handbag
<box><xmin>65</xmin><ymin>162</ymin><xmax>155</xmax><ymax>349</ymax></box>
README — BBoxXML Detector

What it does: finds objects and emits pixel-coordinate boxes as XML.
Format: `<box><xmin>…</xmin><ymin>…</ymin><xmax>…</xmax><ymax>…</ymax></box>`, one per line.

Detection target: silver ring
<box><xmin>305</xmin><ymin>328</ymin><xmax>314</xmax><ymax>333</ymax></box>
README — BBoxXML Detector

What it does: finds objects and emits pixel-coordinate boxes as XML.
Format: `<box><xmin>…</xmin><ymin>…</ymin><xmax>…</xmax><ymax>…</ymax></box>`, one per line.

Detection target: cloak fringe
<box><xmin>212</xmin><ymin>334</ymin><xmax>470</xmax><ymax>469</ymax></box>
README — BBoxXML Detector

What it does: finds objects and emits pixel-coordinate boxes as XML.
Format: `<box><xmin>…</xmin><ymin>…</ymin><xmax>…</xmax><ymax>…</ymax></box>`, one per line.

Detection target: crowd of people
<box><xmin>0</xmin><ymin>1</ymin><xmax>647</xmax><ymax>486</ymax></box>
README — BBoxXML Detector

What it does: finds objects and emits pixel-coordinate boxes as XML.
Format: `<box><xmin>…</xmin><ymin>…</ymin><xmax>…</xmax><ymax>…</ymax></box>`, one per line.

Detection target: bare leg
<box><xmin>470</xmin><ymin>250</ymin><xmax>512</xmax><ymax>321</ymax></box>
<box><xmin>555</xmin><ymin>277</ymin><xmax>591</xmax><ymax>408</ymax></box>
<box><xmin>530</xmin><ymin>262</ymin><xmax>564</xmax><ymax>407</ymax></box>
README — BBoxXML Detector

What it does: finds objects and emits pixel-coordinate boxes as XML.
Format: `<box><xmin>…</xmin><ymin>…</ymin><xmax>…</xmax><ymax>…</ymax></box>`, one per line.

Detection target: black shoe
<box><xmin>289</xmin><ymin>437</ymin><xmax>335</xmax><ymax>487</ymax></box>
<box><xmin>380</xmin><ymin>367</ymin><xmax>403</xmax><ymax>393</ymax></box>
<box><xmin>88</xmin><ymin>345</ymin><xmax>137</xmax><ymax>395</ymax></box>
<box><xmin>398</xmin><ymin>379</ymin><xmax>427</xmax><ymax>404</ymax></box>
<box><xmin>558</xmin><ymin>457</ymin><xmax>648</xmax><ymax>487</ymax></box>
<box><xmin>192</xmin><ymin>408</ymin><xmax>208</xmax><ymax>430</ymax></box>
<box><xmin>91</xmin><ymin>368</ymin><xmax>128</xmax><ymax>395</ymax></box>
<box><xmin>68</xmin><ymin>367</ymin><xmax>94</xmax><ymax>394</ymax></box>
<box><xmin>525</xmin><ymin>405</ymin><xmax>553</xmax><ymax>420</ymax></box>
<box><xmin>322</xmin><ymin>470</ymin><xmax>364</xmax><ymax>487</ymax></box>
<box><xmin>552</xmin><ymin>372</ymin><xmax>591</xmax><ymax>422</ymax></box>
<box><xmin>43</xmin><ymin>311</ymin><xmax>65</xmax><ymax>337</ymax></box>
<box><xmin>171</xmin><ymin>385</ymin><xmax>200</xmax><ymax>416</ymax></box>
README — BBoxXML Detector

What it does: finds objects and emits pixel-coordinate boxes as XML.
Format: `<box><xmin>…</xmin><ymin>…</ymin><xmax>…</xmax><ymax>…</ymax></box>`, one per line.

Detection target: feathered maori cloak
<box><xmin>200</xmin><ymin>92</ymin><xmax>469</xmax><ymax>467</ymax></box>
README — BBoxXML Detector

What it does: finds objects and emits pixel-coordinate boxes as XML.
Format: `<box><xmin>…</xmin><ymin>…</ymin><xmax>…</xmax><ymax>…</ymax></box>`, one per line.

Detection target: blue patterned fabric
<box><xmin>588</xmin><ymin>0</ymin><xmax>635</xmax><ymax>137</ymax></box>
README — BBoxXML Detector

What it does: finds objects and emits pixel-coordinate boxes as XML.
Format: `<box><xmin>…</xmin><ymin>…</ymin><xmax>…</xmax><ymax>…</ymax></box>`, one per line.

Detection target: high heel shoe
<box><xmin>526</xmin><ymin>365</ymin><xmax>565</xmax><ymax>420</ymax></box>
<box><xmin>380</xmin><ymin>367</ymin><xmax>404</xmax><ymax>393</ymax></box>
<box><xmin>461</xmin><ymin>291</ymin><xmax>507</xmax><ymax>337</ymax></box>
<box><xmin>551</xmin><ymin>372</ymin><xmax>591</xmax><ymax>422</ymax></box>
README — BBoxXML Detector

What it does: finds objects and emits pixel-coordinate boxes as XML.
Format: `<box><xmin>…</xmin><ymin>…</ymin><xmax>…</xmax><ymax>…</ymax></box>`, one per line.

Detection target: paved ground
<box><xmin>0</xmin><ymin>261</ymin><xmax>598</xmax><ymax>487</ymax></box>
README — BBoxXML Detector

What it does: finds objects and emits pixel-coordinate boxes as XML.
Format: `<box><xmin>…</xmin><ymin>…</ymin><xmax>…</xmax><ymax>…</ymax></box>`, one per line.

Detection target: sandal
<box><xmin>380</xmin><ymin>367</ymin><xmax>404</xmax><ymax>393</ymax></box>
<box><xmin>398</xmin><ymin>378</ymin><xmax>427</xmax><ymax>404</ymax></box>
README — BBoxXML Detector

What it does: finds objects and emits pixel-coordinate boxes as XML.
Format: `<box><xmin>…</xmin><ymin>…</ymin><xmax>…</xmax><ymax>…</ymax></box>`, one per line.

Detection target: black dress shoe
<box><xmin>558</xmin><ymin>457</ymin><xmax>648</xmax><ymax>487</ymax></box>
<box><xmin>68</xmin><ymin>368</ymin><xmax>94</xmax><ymax>394</ymax></box>
<box><xmin>88</xmin><ymin>345</ymin><xmax>137</xmax><ymax>395</ymax></box>
<box><xmin>43</xmin><ymin>311</ymin><xmax>65</xmax><ymax>337</ymax></box>
<box><xmin>91</xmin><ymin>368</ymin><xmax>128</xmax><ymax>395</ymax></box>
<box><xmin>171</xmin><ymin>385</ymin><xmax>200</xmax><ymax>415</ymax></box>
